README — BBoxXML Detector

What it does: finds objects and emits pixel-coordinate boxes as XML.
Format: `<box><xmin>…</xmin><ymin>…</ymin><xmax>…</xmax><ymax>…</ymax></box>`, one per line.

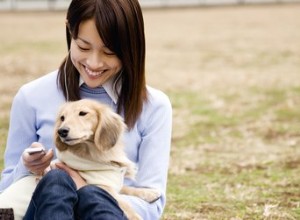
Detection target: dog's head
<box><xmin>54</xmin><ymin>99</ymin><xmax>126</xmax><ymax>156</ymax></box>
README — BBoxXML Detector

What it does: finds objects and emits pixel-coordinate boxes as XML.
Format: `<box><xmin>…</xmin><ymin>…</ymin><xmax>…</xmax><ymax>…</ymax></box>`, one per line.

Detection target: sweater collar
<box><xmin>79</xmin><ymin>76</ymin><xmax>120</xmax><ymax>104</ymax></box>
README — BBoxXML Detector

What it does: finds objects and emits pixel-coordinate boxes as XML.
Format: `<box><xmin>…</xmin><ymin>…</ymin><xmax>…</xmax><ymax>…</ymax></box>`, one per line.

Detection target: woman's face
<box><xmin>70</xmin><ymin>19</ymin><xmax>122</xmax><ymax>88</ymax></box>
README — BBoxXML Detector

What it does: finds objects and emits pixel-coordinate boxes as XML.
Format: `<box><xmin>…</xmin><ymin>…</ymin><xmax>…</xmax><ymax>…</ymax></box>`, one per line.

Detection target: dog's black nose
<box><xmin>58</xmin><ymin>127</ymin><xmax>70</xmax><ymax>138</ymax></box>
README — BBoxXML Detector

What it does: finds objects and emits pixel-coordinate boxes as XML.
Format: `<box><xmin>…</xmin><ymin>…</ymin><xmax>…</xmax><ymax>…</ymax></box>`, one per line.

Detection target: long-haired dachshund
<box><xmin>54</xmin><ymin>99</ymin><xmax>160</xmax><ymax>220</ymax></box>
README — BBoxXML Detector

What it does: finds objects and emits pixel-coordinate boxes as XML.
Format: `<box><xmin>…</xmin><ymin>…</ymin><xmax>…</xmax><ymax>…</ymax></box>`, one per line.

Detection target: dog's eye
<box><xmin>60</xmin><ymin>115</ymin><xmax>65</xmax><ymax>121</ymax></box>
<box><xmin>79</xmin><ymin>111</ymin><xmax>88</xmax><ymax>116</ymax></box>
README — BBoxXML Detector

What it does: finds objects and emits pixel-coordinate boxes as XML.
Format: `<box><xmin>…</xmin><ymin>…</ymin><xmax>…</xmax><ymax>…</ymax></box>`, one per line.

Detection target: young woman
<box><xmin>0</xmin><ymin>0</ymin><xmax>172</xmax><ymax>219</ymax></box>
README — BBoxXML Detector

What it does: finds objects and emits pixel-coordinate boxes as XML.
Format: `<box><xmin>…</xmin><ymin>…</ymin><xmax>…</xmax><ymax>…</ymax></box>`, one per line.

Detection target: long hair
<box><xmin>57</xmin><ymin>0</ymin><xmax>147</xmax><ymax>129</ymax></box>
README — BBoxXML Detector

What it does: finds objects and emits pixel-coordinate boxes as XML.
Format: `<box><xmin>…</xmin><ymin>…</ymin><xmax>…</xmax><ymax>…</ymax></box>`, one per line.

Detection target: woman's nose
<box><xmin>86</xmin><ymin>52</ymin><xmax>104</xmax><ymax>69</ymax></box>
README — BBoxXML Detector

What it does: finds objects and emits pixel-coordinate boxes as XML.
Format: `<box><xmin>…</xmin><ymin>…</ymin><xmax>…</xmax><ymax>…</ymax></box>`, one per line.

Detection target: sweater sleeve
<box><xmin>0</xmin><ymin>88</ymin><xmax>37</xmax><ymax>192</ymax></box>
<box><xmin>123</xmin><ymin>89</ymin><xmax>173</xmax><ymax>219</ymax></box>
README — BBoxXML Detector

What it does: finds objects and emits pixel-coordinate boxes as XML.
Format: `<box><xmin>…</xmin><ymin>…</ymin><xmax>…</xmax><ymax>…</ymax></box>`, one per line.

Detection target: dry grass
<box><xmin>0</xmin><ymin>3</ymin><xmax>300</xmax><ymax>219</ymax></box>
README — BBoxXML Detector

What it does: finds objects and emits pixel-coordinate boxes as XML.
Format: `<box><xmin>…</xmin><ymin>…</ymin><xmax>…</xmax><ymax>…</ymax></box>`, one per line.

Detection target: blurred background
<box><xmin>0</xmin><ymin>0</ymin><xmax>300</xmax><ymax>10</ymax></box>
<box><xmin>0</xmin><ymin>0</ymin><xmax>300</xmax><ymax>219</ymax></box>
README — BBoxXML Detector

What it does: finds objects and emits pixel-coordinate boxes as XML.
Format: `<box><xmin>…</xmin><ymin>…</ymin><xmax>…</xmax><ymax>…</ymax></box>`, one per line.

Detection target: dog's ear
<box><xmin>94</xmin><ymin>108</ymin><xmax>125</xmax><ymax>151</ymax></box>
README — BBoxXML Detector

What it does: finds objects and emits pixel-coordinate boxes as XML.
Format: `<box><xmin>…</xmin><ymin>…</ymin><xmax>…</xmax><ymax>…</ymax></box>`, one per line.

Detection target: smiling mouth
<box><xmin>84</xmin><ymin>66</ymin><xmax>104</xmax><ymax>77</ymax></box>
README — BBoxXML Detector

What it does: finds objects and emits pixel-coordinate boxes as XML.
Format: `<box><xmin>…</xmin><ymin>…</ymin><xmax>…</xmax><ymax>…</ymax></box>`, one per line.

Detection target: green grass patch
<box><xmin>164</xmin><ymin>86</ymin><xmax>300</xmax><ymax>219</ymax></box>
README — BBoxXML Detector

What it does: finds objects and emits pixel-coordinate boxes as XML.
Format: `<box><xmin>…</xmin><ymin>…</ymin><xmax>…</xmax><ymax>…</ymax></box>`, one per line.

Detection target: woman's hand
<box><xmin>22</xmin><ymin>142</ymin><xmax>54</xmax><ymax>175</ymax></box>
<box><xmin>55</xmin><ymin>162</ymin><xmax>87</xmax><ymax>190</ymax></box>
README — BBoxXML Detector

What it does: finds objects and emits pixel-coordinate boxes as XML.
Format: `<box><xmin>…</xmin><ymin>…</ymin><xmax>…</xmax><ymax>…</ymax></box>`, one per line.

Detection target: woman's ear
<box><xmin>94</xmin><ymin>108</ymin><xmax>125</xmax><ymax>151</ymax></box>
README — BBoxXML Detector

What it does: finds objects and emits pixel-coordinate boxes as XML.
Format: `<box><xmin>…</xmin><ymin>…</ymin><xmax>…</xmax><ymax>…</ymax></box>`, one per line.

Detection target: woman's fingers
<box><xmin>23</xmin><ymin>148</ymin><xmax>54</xmax><ymax>174</ymax></box>
<box><xmin>55</xmin><ymin>162</ymin><xmax>87</xmax><ymax>190</ymax></box>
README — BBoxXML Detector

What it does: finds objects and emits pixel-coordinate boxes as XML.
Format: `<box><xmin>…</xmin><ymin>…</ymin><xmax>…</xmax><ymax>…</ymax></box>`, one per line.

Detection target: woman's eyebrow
<box><xmin>77</xmin><ymin>37</ymin><xmax>91</xmax><ymax>45</ymax></box>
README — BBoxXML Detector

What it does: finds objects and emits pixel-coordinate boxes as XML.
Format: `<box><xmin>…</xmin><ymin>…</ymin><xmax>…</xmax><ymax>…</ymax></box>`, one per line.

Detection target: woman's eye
<box><xmin>104</xmin><ymin>51</ymin><xmax>115</xmax><ymax>56</ymax></box>
<box><xmin>78</xmin><ymin>45</ymin><xmax>89</xmax><ymax>51</ymax></box>
<box><xmin>103</xmin><ymin>47</ymin><xmax>115</xmax><ymax>56</ymax></box>
<box><xmin>79</xmin><ymin>111</ymin><xmax>88</xmax><ymax>116</ymax></box>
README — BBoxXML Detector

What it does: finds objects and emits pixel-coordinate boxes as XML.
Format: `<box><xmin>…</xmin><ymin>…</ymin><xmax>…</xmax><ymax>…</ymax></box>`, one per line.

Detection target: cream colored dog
<box><xmin>54</xmin><ymin>99</ymin><xmax>160</xmax><ymax>220</ymax></box>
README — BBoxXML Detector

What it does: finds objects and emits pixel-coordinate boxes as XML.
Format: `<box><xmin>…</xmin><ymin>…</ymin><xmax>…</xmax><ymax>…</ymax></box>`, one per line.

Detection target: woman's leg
<box><xmin>0</xmin><ymin>175</ymin><xmax>37</xmax><ymax>220</ymax></box>
<box><xmin>76</xmin><ymin>185</ymin><xmax>128</xmax><ymax>220</ymax></box>
<box><xmin>24</xmin><ymin>169</ymin><xmax>77</xmax><ymax>220</ymax></box>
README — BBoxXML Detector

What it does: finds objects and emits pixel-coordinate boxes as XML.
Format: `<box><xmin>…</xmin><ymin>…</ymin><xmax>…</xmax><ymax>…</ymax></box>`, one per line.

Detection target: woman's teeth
<box><xmin>85</xmin><ymin>66</ymin><xmax>104</xmax><ymax>76</ymax></box>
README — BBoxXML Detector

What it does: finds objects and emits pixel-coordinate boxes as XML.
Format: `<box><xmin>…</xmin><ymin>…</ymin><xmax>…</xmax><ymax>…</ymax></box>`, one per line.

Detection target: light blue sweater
<box><xmin>0</xmin><ymin>70</ymin><xmax>172</xmax><ymax>219</ymax></box>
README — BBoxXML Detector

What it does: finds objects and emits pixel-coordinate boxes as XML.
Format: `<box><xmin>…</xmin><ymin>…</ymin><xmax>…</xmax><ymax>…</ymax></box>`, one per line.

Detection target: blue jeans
<box><xmin>24</xmin><ymin>169</ymin><xmax>127</xmax><ymax>220</ymax></box>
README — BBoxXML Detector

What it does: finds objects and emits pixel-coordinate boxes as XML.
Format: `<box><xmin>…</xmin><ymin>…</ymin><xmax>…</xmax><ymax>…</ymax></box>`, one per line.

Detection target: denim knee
<box><xmin>76</xmin><ymin>185</ymin><xmax>127</xmax><ymax>220</ymax></box>
<box><xmin>26</xmin><ymin>169</ymin><xmax>78</xmax><ymax>220</ymax></box>
<box><xmin>43</xmin><ymin>169</ymin><xmax>69</xmax><ymax>182</ymax></box>
<box><xmin>41</xmin><ymin>169</ymin><xmax>76</xmax><ymax>189</ymax></box>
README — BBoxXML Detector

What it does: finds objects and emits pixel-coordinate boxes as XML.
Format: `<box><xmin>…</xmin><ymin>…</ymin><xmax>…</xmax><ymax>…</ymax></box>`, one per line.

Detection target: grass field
<box><xmin>0</xmin><ymin>3</ymin><xmax>300</xmax><ymax>219</ymax></box>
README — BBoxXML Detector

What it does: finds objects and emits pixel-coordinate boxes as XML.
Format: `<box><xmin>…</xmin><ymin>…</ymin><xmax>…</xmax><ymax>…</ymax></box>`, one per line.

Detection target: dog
<box><xmin>54</xmin><ymin>99</ymin><xmax>161</xmax><ymax>220</ymax></box>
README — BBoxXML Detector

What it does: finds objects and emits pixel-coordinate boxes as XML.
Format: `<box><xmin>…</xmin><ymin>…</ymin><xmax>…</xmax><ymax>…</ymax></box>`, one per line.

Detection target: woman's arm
<box><xmin>0</xmin><ymin>89</ymin><xmax>37</xmax><ymax>191</ymax></box>
<box><xmin>123</xmin><ymin>88</ymin><xmax>172</xmax><ymax>219</ymax></box>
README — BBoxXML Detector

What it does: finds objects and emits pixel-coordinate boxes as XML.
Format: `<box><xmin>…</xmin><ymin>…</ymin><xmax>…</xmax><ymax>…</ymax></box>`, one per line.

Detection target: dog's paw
<box><xmin>139</xmin><ymin>188</ymin><xmax>161</xmax><ymax>203</ymax></box>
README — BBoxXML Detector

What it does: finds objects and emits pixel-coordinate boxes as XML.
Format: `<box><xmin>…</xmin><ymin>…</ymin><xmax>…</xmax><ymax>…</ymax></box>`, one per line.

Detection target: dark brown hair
<box><xmin>57</xmin><ymin>0</ymin><xmax>147</xmax><ymax>129</ymax></box>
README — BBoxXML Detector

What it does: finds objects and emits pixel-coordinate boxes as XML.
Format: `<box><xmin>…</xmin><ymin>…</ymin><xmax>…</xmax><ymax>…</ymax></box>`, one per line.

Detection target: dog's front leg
<box><xmin>120</xmin><ymin>186</ymin><xmax>161</xmax><ymax>203</ymax></box>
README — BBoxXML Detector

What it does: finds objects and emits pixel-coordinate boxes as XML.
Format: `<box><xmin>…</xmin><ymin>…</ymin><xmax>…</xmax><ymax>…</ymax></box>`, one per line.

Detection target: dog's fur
<box><xmin>54</xmin><ymin>99</ymin><xmax>160</xmax><ymax>220</ymax></box>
